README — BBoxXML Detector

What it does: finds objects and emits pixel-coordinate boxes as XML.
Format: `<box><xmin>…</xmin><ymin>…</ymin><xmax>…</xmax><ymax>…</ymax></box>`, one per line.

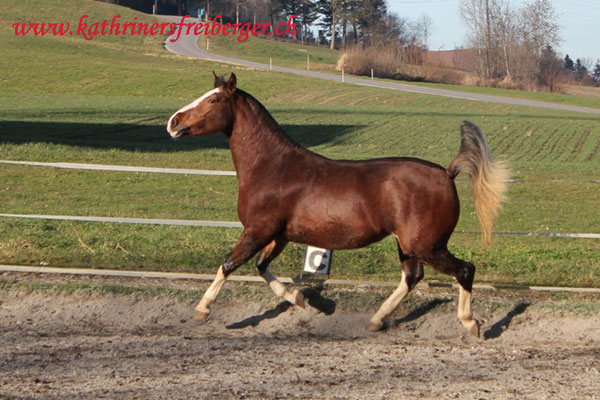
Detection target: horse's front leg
<box><xmin>193</xmin><ymin>230</ymin><xmax>265</xmax><ymax>319</ymax></box>
<box><xmin>256</xmin><ymin>238</ymin><xmax>304</xmax><ymax>308</ymax></box>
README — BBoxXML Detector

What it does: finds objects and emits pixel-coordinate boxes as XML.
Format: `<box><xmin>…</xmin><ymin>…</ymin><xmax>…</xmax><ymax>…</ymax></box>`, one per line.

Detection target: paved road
<box><xmin>159</xmin><ymin>15</ymin><xmax>600</xmax><ymax>115</ymax></box>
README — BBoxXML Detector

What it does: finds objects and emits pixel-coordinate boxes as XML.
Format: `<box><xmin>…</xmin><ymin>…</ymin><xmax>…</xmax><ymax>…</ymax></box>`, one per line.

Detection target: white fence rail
<box><xmin>2</xmin><ymin>159</ymin><xmax>599</xmax><ymax>182</ymax></box>
<box><xmin>1</xmin><ymin>213</ymin><xmax>598</xmax><ymax>239</ymax></box>
<box><xmin>1</xmin><ymin>160</ymin><xmax>598</xmax><ymax>238</ymax></box>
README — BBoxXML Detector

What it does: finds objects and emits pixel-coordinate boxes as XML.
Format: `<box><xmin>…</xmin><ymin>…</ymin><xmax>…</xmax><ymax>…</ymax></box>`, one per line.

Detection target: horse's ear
<box><xmin>212</xmin><ymin>71</ymin><xmax>219</xmax><ymax>88</ymax></box>
<box><xmin>225</xmin><ymin>73</ymin><xmax>237</xmax><ymax>93</ymax></box>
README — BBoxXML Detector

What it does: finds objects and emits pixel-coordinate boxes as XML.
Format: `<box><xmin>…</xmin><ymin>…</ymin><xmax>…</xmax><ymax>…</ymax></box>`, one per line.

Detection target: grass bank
<box><xmin>0</xmin><ymin>0</ymin><xmax>598</xmax><ymax>287</ymax></box>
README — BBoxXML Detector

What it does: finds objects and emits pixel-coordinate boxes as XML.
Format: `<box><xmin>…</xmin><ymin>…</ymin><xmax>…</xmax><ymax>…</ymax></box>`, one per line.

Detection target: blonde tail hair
<box><xmin>448</xmin><ymin>121</ymin><xmax>510</xmax><ymax>247</ymax></box>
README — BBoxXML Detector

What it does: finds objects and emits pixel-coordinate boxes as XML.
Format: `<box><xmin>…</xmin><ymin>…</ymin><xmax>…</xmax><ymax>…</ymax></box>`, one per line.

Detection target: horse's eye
<box><xmin>209</xmin><ymin>98</ymin><xmax>217</xmax><ymax>104</ymax></box>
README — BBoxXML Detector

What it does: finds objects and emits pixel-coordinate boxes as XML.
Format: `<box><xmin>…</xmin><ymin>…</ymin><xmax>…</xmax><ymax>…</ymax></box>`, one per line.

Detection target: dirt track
<box><xmin>1</xmin><ymin>274</ymin><xmax>600</xmax><ymax>399</ymax></box>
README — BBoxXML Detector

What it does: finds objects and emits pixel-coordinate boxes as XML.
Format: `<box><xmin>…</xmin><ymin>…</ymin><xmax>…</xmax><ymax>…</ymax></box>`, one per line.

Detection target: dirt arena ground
<box><xmin>1</xmin><ymin>273</ymin><xmax>599</xmax><ymax>399</ymax></box>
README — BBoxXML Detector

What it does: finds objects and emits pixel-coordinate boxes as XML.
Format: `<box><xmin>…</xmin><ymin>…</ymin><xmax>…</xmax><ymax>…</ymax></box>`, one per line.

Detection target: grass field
<box><xmin>1</xmin><ymin>0</ymin><xmax>599</xmax><ymax>287</ymax></box>
<box><xmin>199</xmin><ymin>26</ymin><xmax>600</xmax><ymax>111</ymax></box>
<box><xmin>198</xmin><ymin>31</ymin><xmax>340</xmax><ymax>73</ymax></box>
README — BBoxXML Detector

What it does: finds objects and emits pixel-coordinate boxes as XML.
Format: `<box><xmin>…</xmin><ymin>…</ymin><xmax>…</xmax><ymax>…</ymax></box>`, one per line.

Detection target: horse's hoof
<box><xmin>463</xmin><ymin>319</ymin><xmax>480</xmax><ymax>338</ymax></box>
<box><xmin>192</xmin><ymin>309</ymin><xmax>209</xmax><ymax>320</ymax></box>
<box><xmin>292</xmin><ymin>290</ymin><xmax>305</xmax><ymax>309</ymax></box>
<box><xmin>366</xmin><ymin>321</ymin><xmax>384</xmax><ymax>332</ymax></box>
<box><xmin>468</xmin><ymin>320</ymin><xmax>480</xmax><ymax>338</ymax></box>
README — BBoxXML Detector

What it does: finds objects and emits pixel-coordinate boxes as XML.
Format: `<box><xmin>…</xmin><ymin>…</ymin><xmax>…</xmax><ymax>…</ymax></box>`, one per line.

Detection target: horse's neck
<box><xmin>228</xmin><ymin>95</ymin><xmax>302</xmax><ymax>183</ymax></box>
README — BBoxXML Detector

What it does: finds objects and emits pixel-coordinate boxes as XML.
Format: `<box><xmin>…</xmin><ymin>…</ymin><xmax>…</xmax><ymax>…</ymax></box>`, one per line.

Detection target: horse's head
<box><xmin>167</xmin><ymin>72</ymin><xmax>237</xmax><ymax>139</ymax></box>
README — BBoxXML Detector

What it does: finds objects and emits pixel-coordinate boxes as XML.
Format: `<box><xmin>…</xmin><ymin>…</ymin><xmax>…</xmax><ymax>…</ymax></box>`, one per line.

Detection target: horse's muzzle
<box><xmin>171</xmin><ymin>127</ymin><xmax>189</xmax><ymax>139</ymax></box>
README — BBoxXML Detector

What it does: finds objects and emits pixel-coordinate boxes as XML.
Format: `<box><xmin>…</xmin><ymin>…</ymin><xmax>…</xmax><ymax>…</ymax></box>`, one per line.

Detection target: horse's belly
<box><xmin>284</xmin><ymin>215</ymin><xmax>388</xmax><ymax>250</ymax></box>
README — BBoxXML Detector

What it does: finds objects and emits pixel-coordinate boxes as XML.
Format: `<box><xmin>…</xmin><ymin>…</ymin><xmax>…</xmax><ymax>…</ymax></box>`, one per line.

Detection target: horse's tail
<box><xmin>448</xmin><ymin>120</ymin><xmax>510</xmax><ymax>248</ymax></box>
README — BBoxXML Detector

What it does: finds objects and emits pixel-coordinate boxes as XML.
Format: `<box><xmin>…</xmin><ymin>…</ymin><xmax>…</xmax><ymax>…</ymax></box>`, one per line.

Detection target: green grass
<box><xmin>0</xmin><ymin>0</ymin><xmax>599</xmax><ymax>287</ymax></box>
<box><xmin>402</xmin><ymin>80</ymin><xmax>600</xmax><ymax>111</ymax></box>
<box><xmin>1</xmin><ymin>165</ymin><xmax>599</xmax><ymax>233</ymax></box>
<box><xmin>198</xmin><ymin>30</ymin><xmax>340</xmax><ymax>73</ymax></box>
<box><xmin>1</xmin><ymin>218</ymin><xmax>599</xmax><ymax>287</ymax></box>
<box><xmin>198</xmin><ymin>22</ymin><xmax>600</xmax><ymax>111</ymax></box>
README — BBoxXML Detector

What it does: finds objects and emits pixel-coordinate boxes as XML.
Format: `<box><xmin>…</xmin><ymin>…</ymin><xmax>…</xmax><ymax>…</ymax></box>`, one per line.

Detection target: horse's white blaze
<box><xmin>167</xmin><ymin>88</ymin><xmax>221</xmax><ymax>137</ymax></box>
<box><xmin>370</xmin><ymin>272</ymin><xmax>410</xmax><ymax>326</ymax></box>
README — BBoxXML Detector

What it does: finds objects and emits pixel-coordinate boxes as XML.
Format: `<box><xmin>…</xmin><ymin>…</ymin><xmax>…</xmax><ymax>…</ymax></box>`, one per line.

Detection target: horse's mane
<box><xmin>235</xmin><ymin>89</ymin><xmax>303</xmax><ymax>150</ymax></box>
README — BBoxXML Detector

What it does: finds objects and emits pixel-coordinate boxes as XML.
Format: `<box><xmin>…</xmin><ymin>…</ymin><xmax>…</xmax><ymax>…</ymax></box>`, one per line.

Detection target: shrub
<box><xmin>338</xmin><ymin>46</ymin><xmax>470</xmax><ymax>85</ymax></box>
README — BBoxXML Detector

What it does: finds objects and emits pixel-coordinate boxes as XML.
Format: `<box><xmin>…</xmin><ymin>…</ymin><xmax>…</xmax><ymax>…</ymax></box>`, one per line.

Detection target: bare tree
<box><xmin>461</xmin><ymin>0</ymin><xmax>519</xmax><ymax>80</ymax></box>
<box><xmin>492</xmin><ymin>0</ymin><xmax>516</xmax><ymax>81</ymax></box>
<box><xmin>459</xmin><ymin>0</ymin><xmax>492</xmax><ymax>79</ymax></box>
<box><xmin>519</xmin><ymin>0</ymin><xmax>561</xmax><ymax>60</ymax></box>
<box><xmin>460</xmin><ymin>0</ymin><xmax>561</xmax><ymax>89</ymax></box>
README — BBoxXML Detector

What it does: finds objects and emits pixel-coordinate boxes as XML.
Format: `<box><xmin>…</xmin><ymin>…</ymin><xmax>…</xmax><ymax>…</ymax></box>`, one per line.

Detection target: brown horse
<box><xmin>167</xmin><ymin>73</ymin><xmax>509</xmax><ymax>337</ymax></box>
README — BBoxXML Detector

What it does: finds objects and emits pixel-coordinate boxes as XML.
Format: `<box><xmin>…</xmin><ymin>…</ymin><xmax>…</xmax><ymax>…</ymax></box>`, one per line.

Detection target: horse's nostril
<box><xmin>171</xmin><ymin>118</ymin><xmax>178</xmax><ymax>128</ymax></box>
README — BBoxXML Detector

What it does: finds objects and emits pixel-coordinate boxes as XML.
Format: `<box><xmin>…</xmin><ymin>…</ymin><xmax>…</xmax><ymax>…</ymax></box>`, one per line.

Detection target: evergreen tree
<box><xmin>575</xmin><ymin>58</ymin><xmax>588</xmax><ymax>81</ymax></box>
<box><xmin>537</xmin><ymin>45</ymin><xmax>561</xmax><ymax>91</ymax></box>
<box><xmin>592</xmin><ymin>60</ymin><xmax>600</xmax><ymax>84</ymax></box>
<box><xmin>562</xmin><ymin>54</ymin><xmax>574</xmax><ymax>71</ymax></box>
<box><xmin>280</xmin><ymin>0</ymin><xmax>314</xmax><ymax>40</ymax></box>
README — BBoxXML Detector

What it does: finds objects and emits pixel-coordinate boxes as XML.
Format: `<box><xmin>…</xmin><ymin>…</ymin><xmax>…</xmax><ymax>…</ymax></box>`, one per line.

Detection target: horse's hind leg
<box><xmin>423</xmin><ymin>249</ymin><xmax>480</xmax><ymax>337</ymax></box>
<box><xmin>368</xmin><ymin>253</ymin><xmax>424</xmax><ymax>332</ymax></box>
<box><xmin>256</xmin><ymin>238</ymin><xmax>304</xmax><ymax>308</ymax></box>
<box><xmin>194</xmin><ymin>230</ymin><xmax>266</xmax><ymax>319</ymax></box>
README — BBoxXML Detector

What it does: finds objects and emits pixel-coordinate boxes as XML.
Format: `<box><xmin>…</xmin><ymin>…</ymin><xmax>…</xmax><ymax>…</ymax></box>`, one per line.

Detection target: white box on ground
<box><xmin>302</xmin><ymin>246</ymin><xmax>332</xmax><ymax>275</ymax></box>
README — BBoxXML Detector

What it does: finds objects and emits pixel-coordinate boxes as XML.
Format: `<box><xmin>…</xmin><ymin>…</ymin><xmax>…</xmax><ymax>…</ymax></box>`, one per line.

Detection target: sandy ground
<box><xmin>1</xmin><ymin>274</ymin><xmax>600</xmax><ymax>399</ymax></box>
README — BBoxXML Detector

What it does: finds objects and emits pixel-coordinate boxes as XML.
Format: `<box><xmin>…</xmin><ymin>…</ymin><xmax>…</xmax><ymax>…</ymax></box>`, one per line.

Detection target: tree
<box><xmin>519</xmin><ymin>0</ymin><xmax>560</xmax><ymax>60</ymax></box>
<box><xmin>459</xmin><ymin>0</ymin><xmax>492</xmax><ymax>78</ymax></box>
<box><xmin>491</xmin><ymin>0</ymin><xmax>516</xmax><ymax>80</ymax></box>
<box><xmin>297</xmin><ymin>0</ymin><xmax>319</xmax><ymax>44</ymax></box>
<box><xmin>563</xmin><ymin>54</ymin><xmax>574</xmax><ymax>71</ymax></box>
<box><xmin>267</xmin><ymin>0</ymin><xmax>280</xmax><ymax>36</ymax></box>
<box><xmin>280</xmin><ymin>0</ymin><xmax>312</xmax><ymax>41</ymax></box>
<box><xmin>354</xmin><ymin>0</ymin><xmax>386</xmax><ymax>46</ymax></box>
<box><xmin>460</xmin><ymin>0</ymin><xmax>515</xmax><ymax>80</ymax></box>
<box><xmin>574</xmin><ymin>58</ymin><xmax>588</xmax><ymax>81</ymax></box>
<box><xmin>317</xmin><ymin>0</ymin><xmax>342</xmax><ymax>49</ymax></box>
<box><xmin>538</xmin><ymin>45</ymin><xmax>562</xmax><ymax>91</ymax></box>
<box><xmin>593</xmin><ymin>60</ymin><xmax>600</xmax><ymax>84</ymax></box>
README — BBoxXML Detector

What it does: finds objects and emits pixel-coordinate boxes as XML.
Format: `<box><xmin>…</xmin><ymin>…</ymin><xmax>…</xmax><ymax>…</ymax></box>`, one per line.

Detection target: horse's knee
<box><xmin>401</xmin><ymin>256</ymin><xmax>424</xmax><ymax>288</ymax></box>
<box><xmin>456</xmin><ymin>261</ymin><xmax>475</xmax><ymax>292</ymax></box>
<box><xmin>222</xmin><ymin>256</ymin><xmax>238</xmax><ymax>277</ymax></box>
<box><xmin>405</xmin><ymin>263</ymin><xmax>424</xmax><ymax>290</ymax></box>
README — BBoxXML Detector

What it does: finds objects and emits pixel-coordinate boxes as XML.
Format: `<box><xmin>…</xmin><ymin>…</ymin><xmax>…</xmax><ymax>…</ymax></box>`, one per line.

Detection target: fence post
<box><xmin>206</xmin><ymin>37</ymin><xmax>210</xmax><ymax>51</ymax></box>
<box><xmin>342</xmin><ymin>68</ymin><xmax>345</xmax><ymax>82</ymax></box>
<box><xmin>269</xmin><ymin>57</ymin><xmax>272</xmax><ymax>70</ymax></box>
<box><xmin>307</xmin><ymin>54</ymin><xmax>310</xmax><ymax>71</ymax></box>
<box><xmin>371</xmin><ymin>68</ymin><xmax>374</xmax><ymax>80</ymax></box>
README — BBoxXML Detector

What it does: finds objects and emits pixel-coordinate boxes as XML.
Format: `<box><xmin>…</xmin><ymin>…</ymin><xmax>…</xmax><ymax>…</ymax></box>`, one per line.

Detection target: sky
<box><xmin>386</xmin><ymin>0</ymin><xmax>600</xmax><ymax>62</ymax></box>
